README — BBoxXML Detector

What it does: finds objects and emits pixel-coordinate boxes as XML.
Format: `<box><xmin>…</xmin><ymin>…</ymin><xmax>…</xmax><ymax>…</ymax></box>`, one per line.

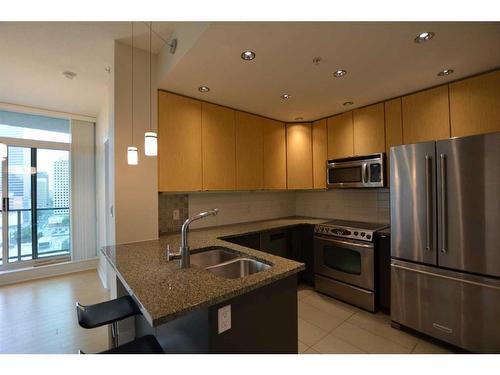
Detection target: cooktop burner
<box><xmin>314</xmin><ymin>219</ymin><xmax>389</xmax><ymax>242</ymax></box>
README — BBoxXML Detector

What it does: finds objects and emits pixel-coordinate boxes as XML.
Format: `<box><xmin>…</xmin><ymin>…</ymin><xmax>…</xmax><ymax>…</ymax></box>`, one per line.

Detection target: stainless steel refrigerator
<box><xmin>390</xmin><ymin>131</ymin><xmax>500</xmax><ymax>353</ymax></box>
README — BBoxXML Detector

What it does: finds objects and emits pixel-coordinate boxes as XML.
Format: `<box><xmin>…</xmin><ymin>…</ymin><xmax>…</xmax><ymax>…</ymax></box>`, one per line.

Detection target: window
<box><xmin>1</xmin><ymin>110</ymin><xmax>71</xmax><ymax>269</ymax></box>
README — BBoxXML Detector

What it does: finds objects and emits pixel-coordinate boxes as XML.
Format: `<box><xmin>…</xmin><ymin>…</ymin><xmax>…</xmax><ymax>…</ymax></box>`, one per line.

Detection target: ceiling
<box><xmin>1</xmin><ymin>22</ymin><xmax>500</xmax><ymax>121</ymax></box>
<box><xmin>0</xmin><ymin>22</ymin><xmax>175</xmax><ymax>117</ymax></box>
<box><xmin>159</xmin><ymin>22</ymin><xmax>500</xmax><ymax>122</ymax></box>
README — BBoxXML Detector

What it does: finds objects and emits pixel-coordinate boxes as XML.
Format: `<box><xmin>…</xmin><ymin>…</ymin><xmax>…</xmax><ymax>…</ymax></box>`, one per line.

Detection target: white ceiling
<box><xmin>160</xmin><ymin>22</ymin><xmax>500</xmax><ymax>122</ymax></box>
<box><xmin>1</xmin><ymin>22</ymin><xmax>500</xmax><ymax>121</ymax></box>
<box><xmin>0</xmin><ymin>22</ymin><xmax>175</xmax><ymax>117</ymax></box>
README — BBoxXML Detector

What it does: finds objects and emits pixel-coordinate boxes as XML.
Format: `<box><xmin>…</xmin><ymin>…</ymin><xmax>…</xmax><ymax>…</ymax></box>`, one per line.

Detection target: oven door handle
<box><xmin>314</xmin><ymin>235</ymin><xmax>373</xmax><ymax>249</ymax></box>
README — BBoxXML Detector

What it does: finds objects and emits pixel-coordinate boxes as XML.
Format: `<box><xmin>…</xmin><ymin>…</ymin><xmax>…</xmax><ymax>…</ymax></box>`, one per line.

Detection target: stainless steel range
<box><xmin>314</xmin><ymin>219</ymin><xmax>388</xmax><ymax>312</ymax></box>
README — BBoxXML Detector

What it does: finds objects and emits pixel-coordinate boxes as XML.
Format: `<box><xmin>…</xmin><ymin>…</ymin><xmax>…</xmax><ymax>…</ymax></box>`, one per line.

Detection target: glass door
<box><xmin>0</xmin><ymin>144</ymin><xmax>70</xmax><ymax>270</ymax></box>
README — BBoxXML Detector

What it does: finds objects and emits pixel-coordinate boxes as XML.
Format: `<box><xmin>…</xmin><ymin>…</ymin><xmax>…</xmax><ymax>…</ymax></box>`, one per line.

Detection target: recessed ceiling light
<box><xmin>437</xmin><ymin>69</ymin><xmax>454</xmax><ymax>77</ymax></box>
<box><xmin>281</xmin><ymin>94</ymin><xmax>291</xmax><ymax>100</ymax></box>
<box><xmin>295</xmin><ymin>117</ymin><xmax>304</xmax><ymax>121</ymax></box>
<box><xmin>333</xmin><ymin>69</ymin><xmax>347</xmax><ymax>78</ymax></box>
<box><xmin>241</xmin><ymin>51</ymin><xmax>256</xmax><ymax>61</ymax></box>
<box><xmin>414</xmin><ymin>31</ymin><xmax>435</xmax><ymax>43</ymax></box>
<box><xmin>343</xmin><ymin>101</ymin><xmax>354</xmax><ymax>106</ymax></box>
<box><xmin>62</xmin><ymin>70</ymin><xmax>77</xmax><ymax>79</ymax></box>
<box><xmin>198</xmin><ymin>86</ymin><xmax>210</xmax><ymax>93</ymax></box>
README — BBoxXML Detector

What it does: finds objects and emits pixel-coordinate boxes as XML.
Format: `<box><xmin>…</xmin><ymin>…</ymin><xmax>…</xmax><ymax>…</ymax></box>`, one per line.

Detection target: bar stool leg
<box><xmin>111</xmin><ymin>321</ymin><xmax>119</xmax><ymax>348</ymax></box>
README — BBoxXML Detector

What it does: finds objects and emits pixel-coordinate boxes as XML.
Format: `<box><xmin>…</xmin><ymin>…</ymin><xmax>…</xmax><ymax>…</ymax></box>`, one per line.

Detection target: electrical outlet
<box><xmin>218</xmin><ymin>305</ymin><xmax>231</xmax><ymax>334</ymax></box>
<box><xmin>173</xmin><ymin>209</ymin><xmax>180</xmax><ymax>220</ymax></box>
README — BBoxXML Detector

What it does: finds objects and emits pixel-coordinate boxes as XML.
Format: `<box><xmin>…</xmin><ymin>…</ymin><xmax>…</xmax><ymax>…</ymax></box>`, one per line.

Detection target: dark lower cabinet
<box><xmin>287</xmin><ymin>225</ymin><xmax>315</xmax><ymax>285</ymax></box>
<box><xmin>222</xmin><ymin>224</ymin><xmax>315</xmax><ymax>286</ymax></box>
<box><xmin>375</xmin><ymin>231</ymin><xmax>391</xmax><ymax>312</ymax></box>
<box><xmin>223</xmin><ymin>232</ymin><xmax>260</xmax><ymax>250</ymax></box>
<box><xmin>260</xmin><ymin>229</ymin><xmax>287</xmax><ymax>257</ymax></box>
<box><xmin>135</xmin><ymin>275</ymin><xmax>298</xmax><ymax>353</ymax></box>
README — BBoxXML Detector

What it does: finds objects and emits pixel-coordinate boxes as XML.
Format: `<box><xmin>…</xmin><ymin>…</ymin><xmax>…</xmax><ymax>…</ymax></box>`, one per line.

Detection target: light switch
<box><xmin>173</xmin><ymin>209</ymin><xmax>180</xmax><ymax>220</ymax></box>
<box><xmin>218</xmin><ymin>304</ymin><xmax>231</xmax><ymax>334</ymax></box>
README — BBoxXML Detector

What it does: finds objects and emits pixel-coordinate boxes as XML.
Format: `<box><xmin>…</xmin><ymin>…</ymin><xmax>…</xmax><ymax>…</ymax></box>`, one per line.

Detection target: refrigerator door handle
<box><xmin>425</xmin><ymin>155</ymin><xmax>432</xmax><ymax>252</ymax></box>
<box><xmin>440</xmin><ymin>154</ymin><xmax>447</xmax><ymax>253</ymax></box>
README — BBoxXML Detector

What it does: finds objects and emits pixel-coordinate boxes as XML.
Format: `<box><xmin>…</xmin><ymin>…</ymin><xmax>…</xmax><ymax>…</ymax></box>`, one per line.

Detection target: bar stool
<box><xmin>76</xmin><ymin>295</ymin><xmax>141</xmax><ymax>348</ymax></box>
<box><xmin>79</xmin><ymin>335</ymin><xmax>164</xmax><ymax>354</ymax></box>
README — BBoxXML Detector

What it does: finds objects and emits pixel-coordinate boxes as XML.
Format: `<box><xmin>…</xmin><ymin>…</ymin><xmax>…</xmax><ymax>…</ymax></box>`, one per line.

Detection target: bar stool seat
<box><xmin>76</xmin><ymin>295</ymin><xmax>141</xmax><ymax>329</ymax></box>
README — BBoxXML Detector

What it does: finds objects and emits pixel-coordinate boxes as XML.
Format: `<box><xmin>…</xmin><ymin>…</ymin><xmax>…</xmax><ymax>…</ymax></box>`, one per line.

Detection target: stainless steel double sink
<box><xmin>190</xmin><ymin>247</ymin><xmax>271</xmax><ymax>279</ymax></box>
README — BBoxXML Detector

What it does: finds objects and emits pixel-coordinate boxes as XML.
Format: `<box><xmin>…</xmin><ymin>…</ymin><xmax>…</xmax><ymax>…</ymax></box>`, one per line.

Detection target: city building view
<box><xmin>0</xmin><ymin>119</ymin><xmax>71</xmax><ymax>264</ymax></box>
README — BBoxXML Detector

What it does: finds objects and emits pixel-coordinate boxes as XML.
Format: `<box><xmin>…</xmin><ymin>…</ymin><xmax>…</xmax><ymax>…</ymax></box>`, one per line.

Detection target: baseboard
<box><xmin>0</xmin><ymin>258</ymin><xmax>99</xmax><ymax>286</ymax></box>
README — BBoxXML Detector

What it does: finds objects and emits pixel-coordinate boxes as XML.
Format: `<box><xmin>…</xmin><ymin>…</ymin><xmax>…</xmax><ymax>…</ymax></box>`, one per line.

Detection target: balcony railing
<box><xmin>1</xmin><ymin>207</ymin><xmax>70</xmax><ymax>263</ymax></box>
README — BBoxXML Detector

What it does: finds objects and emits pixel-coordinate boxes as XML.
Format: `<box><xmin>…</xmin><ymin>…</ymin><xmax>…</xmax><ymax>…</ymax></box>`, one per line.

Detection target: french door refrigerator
<box><xmin>390</xmin><ymin>131</ymin><xmax>500</xmax><ymax>353</ymax></box>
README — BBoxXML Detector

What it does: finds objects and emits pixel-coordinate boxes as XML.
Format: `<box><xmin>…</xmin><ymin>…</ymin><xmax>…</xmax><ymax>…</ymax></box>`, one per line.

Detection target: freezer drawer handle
<box><xmin>440</xmin><ymin>154</ymin><xmax>447</xmax><ymax>253</ymax></box>
<box><xmin>391</xmin><ymin>263</ymin><xmax>500</xmax><ymax>291</ymax></box>
<box><xmin>425</xmin><ymin>155</ymin><xmax>432</xmax><ymax>252</ymax></box>
<box><xmin>432</xmin><ymin>323</ymin><xmax>453</xmax><ymax>334</ymax></box>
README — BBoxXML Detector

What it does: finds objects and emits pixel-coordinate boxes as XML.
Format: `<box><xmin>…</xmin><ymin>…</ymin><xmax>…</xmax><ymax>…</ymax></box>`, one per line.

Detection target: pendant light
<box><xmin>127</xmin><ymin>22</ymin><xmax>138</xmax><ymax>166</ymax></box>
<box><xmin>144</xmin><ymin>21</ymin><xmax>157</xmax><ymax>156</ymax></box>
<box><xmin>0</xmin><ymin>142</ymin><xmax>7</xmax><ymax>161</ymax></box>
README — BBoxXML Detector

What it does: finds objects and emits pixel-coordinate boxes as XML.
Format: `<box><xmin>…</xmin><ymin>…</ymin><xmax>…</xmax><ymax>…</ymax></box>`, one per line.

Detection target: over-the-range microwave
<box><xmin>326</xmin><ymin>153</ymin><xmax>386</xmax><ymax>188</ymax></box>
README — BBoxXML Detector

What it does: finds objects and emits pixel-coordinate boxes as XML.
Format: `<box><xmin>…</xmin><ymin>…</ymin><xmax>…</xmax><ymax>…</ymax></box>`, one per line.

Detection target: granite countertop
<box><xmin>102</xmin><ymin>216</ymin><xmax>329</xmax><ymax>327</ymax></box>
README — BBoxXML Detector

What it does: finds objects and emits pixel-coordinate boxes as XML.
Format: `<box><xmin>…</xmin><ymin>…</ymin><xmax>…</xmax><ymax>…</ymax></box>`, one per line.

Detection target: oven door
<box><xmin>314</xmin><ymin>235</ymin><xmax>374</xmax><ymax>290</ymax></box>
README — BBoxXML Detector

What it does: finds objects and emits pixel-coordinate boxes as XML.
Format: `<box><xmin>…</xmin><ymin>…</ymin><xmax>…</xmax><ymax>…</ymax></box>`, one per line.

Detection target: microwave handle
<box><xmin>363</xmin><ymin>163</ymin><xmax>369</xmax><ymax>183</ymax></box>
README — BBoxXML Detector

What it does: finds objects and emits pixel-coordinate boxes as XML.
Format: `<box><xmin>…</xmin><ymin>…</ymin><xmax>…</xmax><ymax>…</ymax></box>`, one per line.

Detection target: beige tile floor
<box><xmin>297</xmin><ymin>284</ymin><xmax>453</xmax><ymax>354</ymax></box>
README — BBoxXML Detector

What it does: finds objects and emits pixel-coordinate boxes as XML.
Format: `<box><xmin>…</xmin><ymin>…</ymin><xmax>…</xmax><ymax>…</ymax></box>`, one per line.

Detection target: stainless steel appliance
<box><xmin>390</xmin><ymin>131</ymin><xmax>500</xmax><ymax>353</ymax></box>
<box><xmin>326</xmin><ymin>153</ymin><xmax>385</xmax><ymax>189</ymax></box>
<box><xmin>314</xmin><ymin>219</ymin><xmax>389</xmax><ymax>311</ymax></box>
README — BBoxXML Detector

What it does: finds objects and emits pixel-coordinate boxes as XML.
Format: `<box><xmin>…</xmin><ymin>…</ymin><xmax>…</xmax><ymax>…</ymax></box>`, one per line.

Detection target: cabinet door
<box><xmin>450</xmin><ymin>70</ymin><xmax>500</xmax><ymax>137</ymax></box>
<box><xmin>312</xmin><ymin>119</ymin><xmax>327</xmax><ymax>189</ymax></box>
<box><xmin>202</xmin><ymin>102</ymin><xmax>236</xmax><ymax>190</ymax></box>
<box><xmin>158</xmin><ymin>91</ymin><xmax>202</xmax><ymax>191</ymax></box>
<box><xmin>353</xmin><ymin>103</ymin><xmax>385</xmax><ymax>155</ymax></box>
<box><xmin>402</xmin><ymin>86</ymin><xmax>450</xmax><ymax>144</ymax></box>
<box><xmin>263</xmin><ymin>118</ymin><xmax>286</xmax><ymax>189</ymax></box>
<box><xmin>327</xmin><ymin>111</ymin><xmax>354</xmax><ymax>159</ymax></box>
<box><xmin>384</xmin><ymin>98</ymin><xmax>403</xmax><ymax>187</ymax></box>
<box><xmin>235</xmin><ymin>111</ymin><xmax>263</xmax><ymax>190</ymax></box>
<box><xmin>286</xmin><ymin>123</ymin><xmax>313</xmax><ymax>189</ymax></box>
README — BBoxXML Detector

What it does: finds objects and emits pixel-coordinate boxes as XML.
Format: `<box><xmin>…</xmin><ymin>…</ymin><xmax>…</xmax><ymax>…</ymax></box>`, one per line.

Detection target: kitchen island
<box><xmin>101</xmin><ymin>217</ymin><xmax>327</xmax><ymax>353</ymax></box>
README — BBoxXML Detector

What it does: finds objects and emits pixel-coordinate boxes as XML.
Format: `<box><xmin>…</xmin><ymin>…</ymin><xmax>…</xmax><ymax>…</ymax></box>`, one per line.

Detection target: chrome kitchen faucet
<box><xmin>179</xmin><ymin>208</ymin><xmax>219</xmax><ymax>269</ymax></box>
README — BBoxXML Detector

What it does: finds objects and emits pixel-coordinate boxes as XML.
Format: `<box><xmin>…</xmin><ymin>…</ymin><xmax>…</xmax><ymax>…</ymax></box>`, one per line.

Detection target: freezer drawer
<box><xmin>391</xmin><ymin>259</ymin><xmax>500</xmax><ymax>353</ymax></box>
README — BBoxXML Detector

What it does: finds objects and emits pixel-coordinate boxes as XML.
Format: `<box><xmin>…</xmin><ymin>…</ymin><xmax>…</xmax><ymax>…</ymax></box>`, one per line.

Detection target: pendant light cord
<box><xmin>149</xmin><ymin>21</ymin><xmax>152</xmax><ymax>132</ymax></box>
<box><xmin>131</xmin><ymin>22</ymin><xmax>134</xmax><ymax>144</ymax></box>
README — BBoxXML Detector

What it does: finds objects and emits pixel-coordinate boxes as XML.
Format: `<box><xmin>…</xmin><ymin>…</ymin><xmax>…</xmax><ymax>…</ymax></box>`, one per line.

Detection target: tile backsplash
<box><xmin>295</xmin><ymin>189</ymin><xmax>390</xmax><ymax>224</ymax></box>
<box><xmin>158</xmin><ymin>193</ymin><xmax>189</xmax><ymax>234</ymax></box>
<box><xmin>188</xmin><ymin>191</ymin><xmax>296</xmax><ymax>229</ymax></box>
<box><xmin>158</xmin><ymin>189</ymin><xmax>391</xmax><ymax>234</ymax></box>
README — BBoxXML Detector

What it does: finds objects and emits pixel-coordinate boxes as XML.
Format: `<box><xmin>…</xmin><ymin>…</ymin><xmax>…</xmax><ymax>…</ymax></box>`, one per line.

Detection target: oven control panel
<box><xmin>314</xmin><ymin>225</ymin><xmax>374</xmax><ymax>242</ymax></box>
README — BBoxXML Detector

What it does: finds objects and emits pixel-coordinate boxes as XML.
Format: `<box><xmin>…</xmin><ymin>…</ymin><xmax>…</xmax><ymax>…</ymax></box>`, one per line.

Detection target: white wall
<box><xmin>295</xmin><ymin>189</ymin><xmax>390</xmax><ymax>224</ymax></box>
<box><xmin>188</xmin><ymin>191</ymin><xmax>296</xmax><ymax>229</ymax></box>
<box><xmin>113</xmin><ymin>41</ymin><xmax>158</xmax><ymax>244</ymax></box>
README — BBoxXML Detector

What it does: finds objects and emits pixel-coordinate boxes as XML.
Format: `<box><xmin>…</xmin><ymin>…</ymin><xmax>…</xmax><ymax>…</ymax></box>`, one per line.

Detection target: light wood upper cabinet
<box><xmin>353</xmin><ymin>103</ymin><xmax>385</xmax><ymax>155</ymax></box>
<box><xmin>384</xmin><ymin>98</ymin><xmax>403</xmax><ymax>187</ymax></box>
<box><xmin>158</xmin><ymin>91</ymin><xmax>202</xmax><ymax>192</ymax></box>
<box><xmin>450</xmin><ymin>70</ymin><xmax>500</xmax><ymax>137</ymax></box>
<box><xmin>312</xmin><ymin>119</ymin><xmax>327</xmax><ymax>189</ymax></box>
<box><xmin>263</xmin><ymin>118</ymin><xmax>286</xmax><ymax>189</ymax></box>
<box><xmin>402</xmin><ymin>86</ymin><xmax>450</xmax><ymax>144</ymax></box>
<box><xmin>201</xmin><ymin>102</ymin><xmax>236</xmax><ymax>191</ymax></box>
<box><xmin>287</xmin><ymin>123</ymin><xmax>313</xmax><ymax>190</ymax></box>
<box><xmin>235</xmin><ymin>111</ymin><xmax>263</xmax><ymax>190</ymax></box>
<box><xmin>327</xmin><ymin>112</ymin><xmax>353</xmax><ymax>159</ymax></box>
